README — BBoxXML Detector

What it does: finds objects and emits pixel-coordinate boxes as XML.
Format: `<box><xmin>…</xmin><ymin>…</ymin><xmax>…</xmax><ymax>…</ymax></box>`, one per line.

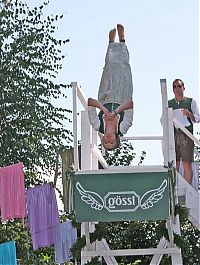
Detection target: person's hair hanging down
<box><xmin>87</xmin><ymin>24</ymin><xmax>134</xmax><ymax>151</ymax></box>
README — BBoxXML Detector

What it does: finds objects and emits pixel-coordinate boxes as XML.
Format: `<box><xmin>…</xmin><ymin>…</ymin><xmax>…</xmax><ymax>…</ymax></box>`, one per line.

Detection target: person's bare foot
<box><xmin>117</xmin><ymin>24</ymin><xmax>125</xmax><ymax>41</ymax></box>
<box><xmin>109</xmin><ymin>28</ymin><xmax>116</xmax><ymax>43</ymax></box>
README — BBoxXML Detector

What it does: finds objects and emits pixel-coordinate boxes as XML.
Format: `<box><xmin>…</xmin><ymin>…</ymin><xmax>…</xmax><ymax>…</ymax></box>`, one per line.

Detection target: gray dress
<box><xmin>98</xmin><ymin>42</ymin><xmax>133</xmax><ymax>105</ymax></box>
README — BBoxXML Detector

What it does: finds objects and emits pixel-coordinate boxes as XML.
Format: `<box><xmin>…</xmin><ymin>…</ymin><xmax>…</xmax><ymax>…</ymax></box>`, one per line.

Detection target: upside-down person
<box><xmin>88</xmin><ymin>24</ymin><xmax>134</xmax><ymax>151</ymax></box>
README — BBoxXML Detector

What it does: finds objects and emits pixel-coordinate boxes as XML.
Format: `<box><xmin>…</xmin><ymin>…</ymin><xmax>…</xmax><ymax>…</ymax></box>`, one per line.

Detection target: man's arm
<box><xmin>87</xmin><ymin>106</ymin><xmax>100</xmax><ymax>131</ymax></box>
<box><xmin>191</xmin><ymin>99</ymin><xmax>200</xmax><ymax>123</ymax></box>
<box><xmin>182</xmin><ymin>99</ymin><xmax>200</xmax><ymax>123</ymax></box>
<box><xmin>119</xmin><ymin>108</ymin><xmax>134</xmax><ymax>134</ymax></box>
<box><xmin>115</xmin><ymin>100</ymin><xmax>133</xmax><ymax>114</ymax></box>
<box><xmin>88</xmin><ymin>98</ymin><xmax>109</xmax><ymax>114</ymax></box>
<box><xmin>108</xmin><ymin>100</ymin><xmax>133</xmax><ymax>118</ymax></box>
<box><xmin>182</xmin><ymin>109</ymin><xmax>196</xmax><ymax>122</ymax></box>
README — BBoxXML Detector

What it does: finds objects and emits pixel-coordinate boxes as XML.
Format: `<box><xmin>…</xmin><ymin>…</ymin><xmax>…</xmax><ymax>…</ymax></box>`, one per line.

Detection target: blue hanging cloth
<box><xmin>0</xmin><ymin>241</ymin><xmax>17</xmax><ymax>265</ymax></box>
<box><xmin>55</xmin><ymin>220</ymin><xmax>77</xmax><ymax>264</ymax></box>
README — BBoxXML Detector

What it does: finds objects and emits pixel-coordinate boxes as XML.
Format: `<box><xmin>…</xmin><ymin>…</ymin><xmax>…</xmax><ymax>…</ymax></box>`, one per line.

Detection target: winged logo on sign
<box><xmin>76</xmin><ymin>182</ymin><xmax>104</xmax><ymax>210</ymax></box>
<box><xmin>140</xmin><ymin>179</ymin><xmax>167</xmax><ymax>209</ymax></box>
<box><xmin>76</xmin><ymin>179</ymin><xmax>167</xmax><ymax>212</ymax></box>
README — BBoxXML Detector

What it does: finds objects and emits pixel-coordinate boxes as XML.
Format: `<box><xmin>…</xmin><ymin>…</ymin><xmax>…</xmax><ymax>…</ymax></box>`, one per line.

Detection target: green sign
<box><xmin>74</xmin><ymin>170</ymin><xmax>169</xmax><ymax>222</ymax></box>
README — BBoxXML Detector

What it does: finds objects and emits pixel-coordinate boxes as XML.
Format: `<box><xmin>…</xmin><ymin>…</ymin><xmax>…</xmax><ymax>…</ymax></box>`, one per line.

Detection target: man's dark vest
<box><xmin>168</xmin><ymin>97</ymin><xmax>193</xmax><ymax>133</ymax></box>
<box><xmin>98</xmin><ymin>103</ymin><xmax>124</xmax><ymax>135</ymax></box>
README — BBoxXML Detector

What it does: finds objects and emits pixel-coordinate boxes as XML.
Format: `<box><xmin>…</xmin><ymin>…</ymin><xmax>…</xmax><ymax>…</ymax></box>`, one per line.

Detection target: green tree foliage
<box><xmin>0</xmin><ymin>0</ymin><xmax>72</xmax><ymax>263</ymax></box>
<box><xmin>0</xmin><ymin>0</ymin><xmax>71</xmax><ymax>184</ymax></box>
<box><xmin>104</xmin><ymin>141</ymin><xmax>146</xmax><ymax>166</ymax></box>
<box><xmin>104</xmin><ymin>141</ymin><xmax>136</xmax><ymax>166</ymax></box>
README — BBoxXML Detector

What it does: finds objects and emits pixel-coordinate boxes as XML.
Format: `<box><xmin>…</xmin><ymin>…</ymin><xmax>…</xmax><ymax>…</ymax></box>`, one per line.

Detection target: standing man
<box><xmin>168</xmin><ymin>79</ymin><xmax>200</xmax><ymax>184</ymax></box>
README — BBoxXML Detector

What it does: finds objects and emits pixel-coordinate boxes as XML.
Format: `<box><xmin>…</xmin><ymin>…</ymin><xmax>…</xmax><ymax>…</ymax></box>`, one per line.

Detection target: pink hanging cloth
<box><xmin>0</xmin><ymin>162</ymin><xmax>26</xmax><ymax>222</ymax></box>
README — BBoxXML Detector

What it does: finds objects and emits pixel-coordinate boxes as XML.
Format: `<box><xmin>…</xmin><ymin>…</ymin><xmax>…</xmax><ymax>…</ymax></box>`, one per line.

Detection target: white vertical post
<box><xmin>160</xmin><ymin>80</ymin><xmax>182</xmax><ymax>261</ymax></box>
<box><xmin>168</xmin><ymin>106</ymin><xmax>182</xmax><ymax>235</ymax></box>
<box><xmin>92</xmin><ymin>129</ymin><xmax>98</xmax><ymax>170</ymax></box>
<box><xmin>81</xmin><ymin>110</ymin><xmax>92</xmax><ymax>170</ymax></box>
<box><xmin>81</xmin><ymin>110</ymin><xmax>93</xmax><ymax>264</ymax></box>
<box><xmin>71</xmin><ymin>82</ymin><xmax>79</xmax><ymax>170</ymax></box>
<box><xmin>166</xmin><ymin>218</ymin><xmax>174</xmax><ymax>247</ymax></box>
<box><xmin>167</xmin><ymin>108</ymin><xmax>176</xmax><ymax>165</ymax></box>
<box><xmin>160</xmin><ymin>79</ymin><xmax>169</xmax><ymax>167</ymax></box>
<box><xmin>161</xmin><ymin>80</ymin><xmax>183</xmax><ymax>265</ymax></box>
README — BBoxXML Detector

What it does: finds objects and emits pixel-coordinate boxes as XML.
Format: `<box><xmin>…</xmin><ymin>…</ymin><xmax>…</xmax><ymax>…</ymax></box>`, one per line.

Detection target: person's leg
<box><xmin>109</xmin><ymin>28</ymin><xmax>116</xmax><ymax>43</ymax></box>
<box><xmin>117</xmin><ymin>24</ymin><xmax>125</xmax><ymax>42</ymax></box>
<box><xmin>182</xmin><ymin>161</ymin><xmax>193</xmax><ymax>184</ymax></box>
<box><xmin>99</xmin><ymin>24</ymin><xmax>132</xmax><ymax>106</ymax></box>
<box><xmin>176</xmin><ymin>160</ymin><xmax>180</xmax><ymax>172</ymax></box>
<box><xmin>179</xmin><ymin>132</ymin><xmax>194</xmax><ymax>185</ymax></box>
<box><xmin>175</xmin><ymin>131</ymin><xmax>181</xmax><ymax>172</ymax></box>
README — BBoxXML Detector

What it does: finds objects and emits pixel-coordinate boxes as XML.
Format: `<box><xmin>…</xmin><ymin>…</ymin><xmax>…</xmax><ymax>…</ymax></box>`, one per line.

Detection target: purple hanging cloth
<box><xmin>26</xmin><ymin>183</ymin><xmax>60</xmax><ymax>250</ymax></box>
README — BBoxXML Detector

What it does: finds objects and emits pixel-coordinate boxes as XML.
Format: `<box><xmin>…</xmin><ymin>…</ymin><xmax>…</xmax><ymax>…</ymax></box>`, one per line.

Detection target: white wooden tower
<box><xmin>68</xmin><ymin>79</ymin><xmax>200</xmax><ymax>265</ymax></box>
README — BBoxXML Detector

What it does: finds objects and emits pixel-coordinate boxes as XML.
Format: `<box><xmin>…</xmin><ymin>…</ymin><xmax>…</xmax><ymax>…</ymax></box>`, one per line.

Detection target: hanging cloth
<box><xmin>0</xmin><ymin>241</ymin><xmax>17</xmax><ymax>265</ymax></box>
<box><xmin>55</xmin><ymin>220</ymin><xmax>77</xmax><ymax>264</ymax></box>
<box><xmin>26</xmin><ymin>183</ymin><xmax>60</xmax><ymax>250</ymax></box>
<box><xmin>0</xmin><ymin>162</ymin><xmax>26</xmax><ymax>222</ymax></box>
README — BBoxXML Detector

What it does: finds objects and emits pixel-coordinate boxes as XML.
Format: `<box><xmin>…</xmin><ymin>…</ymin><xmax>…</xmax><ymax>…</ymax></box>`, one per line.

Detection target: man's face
<box><xmin>173</xmin><ymin>80</ymin><xmax>184</xmax><ymax>98</ymax></box>
<box><xmin>103</xmin><ymin>132</ymin><xmax>117</xmax><ymax>150</ymax></box>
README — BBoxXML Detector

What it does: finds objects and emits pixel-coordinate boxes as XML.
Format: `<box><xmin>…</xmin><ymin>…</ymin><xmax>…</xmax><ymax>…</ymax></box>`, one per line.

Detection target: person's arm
<box><xmin>119</xmin><ymin>108</ymin><xmax>134</xmax><ymax>134</ymax></box>
<box><xmin>88</xmin><ymin>98</ymin><xmax>109</xmax><ymax>114</ymax></box>
<box><xmin>108</xmin><ymin>100</ymin><xmax>133</xmax><ymax>118</ymax></box>
<box><xmin>115</xmin><ymin>100</ymin><xmax>133</xmax><ymax>114</ymax></box>
<box><xmin>182</xmin><ymin>99</ymin><xmax>200</xmax><ymax>122</ymax></box>
<box><xmin>182</xmin><ymin>109</ymin><xmax>195</xmax><ymax>122</ymax></box>
<box><xmin>190</xmin><ymin>99</ymin><xmax>200</xmax><ymax>123</ymax></box>
<box><xmin>87</xmin><ymin>106</ymin><xmax>100</xmax><ymax>131</ymax></box>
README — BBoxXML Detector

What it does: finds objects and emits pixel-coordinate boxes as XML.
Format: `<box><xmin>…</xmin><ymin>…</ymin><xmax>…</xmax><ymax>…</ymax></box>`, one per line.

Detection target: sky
<box><xmin>25</xmin><ymin>0</ymin><xmax>199</xmax><ymax>165</ymax></box>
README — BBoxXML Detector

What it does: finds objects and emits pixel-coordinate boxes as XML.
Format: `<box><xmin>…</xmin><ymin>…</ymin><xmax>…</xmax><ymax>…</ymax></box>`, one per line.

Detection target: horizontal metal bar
<box><xmin>75</xmin><ymin>165</ymin><xmax>168</xmax><ymax>174</ymax></box>
<box><xmin>121</xmin><ymin>136</ymin><xmax>163</xmax><ymax>141</ymax></box>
